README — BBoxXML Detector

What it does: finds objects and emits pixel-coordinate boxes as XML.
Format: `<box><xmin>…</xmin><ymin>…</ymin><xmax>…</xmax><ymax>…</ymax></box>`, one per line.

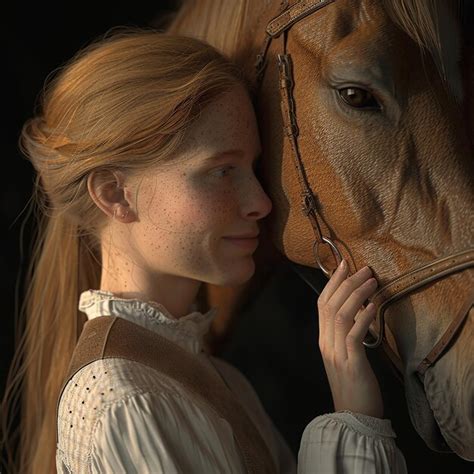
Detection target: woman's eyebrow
<box><xmin>204</xmin><ymin>149</ymin><xmax>261</xmax><ymax>164</ymax></box>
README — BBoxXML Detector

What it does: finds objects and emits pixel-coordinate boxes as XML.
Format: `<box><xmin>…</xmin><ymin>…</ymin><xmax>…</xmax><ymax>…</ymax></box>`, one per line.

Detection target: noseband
<box><xmin>255</xmin><ymin>0</ymin><xmax>474</xmax><ymax>377</ymax></box>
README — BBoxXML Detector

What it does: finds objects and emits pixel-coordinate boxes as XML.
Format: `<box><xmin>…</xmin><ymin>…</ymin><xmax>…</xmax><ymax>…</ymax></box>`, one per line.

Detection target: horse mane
<box><xmin>382</xmin><ymin>0</ymin><xmax>465</xmax><ymax>102</ymax></box>
<box><xmin>165</xmin><ymin>0</ymin><xmax>263</xmax><ymax>66</ymax></box>
<box><xmin>166</xmin><ymin>0</ymin><xmax>465</xmax><ymax>101</ymax></box>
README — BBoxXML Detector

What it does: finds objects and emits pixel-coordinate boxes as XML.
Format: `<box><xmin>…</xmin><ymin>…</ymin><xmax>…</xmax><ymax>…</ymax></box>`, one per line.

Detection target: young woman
<box><xmin>2</xmin><ymin>27</ymin><xmax>407</xmax><ymax>473</ymax></box>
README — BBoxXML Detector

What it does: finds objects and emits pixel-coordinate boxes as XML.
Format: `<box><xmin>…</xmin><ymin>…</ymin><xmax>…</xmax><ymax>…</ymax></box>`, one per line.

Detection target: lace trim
<box><xmin>324</xmin><ymin>410</ymin><xmax>397</xmax><ymax>438</ymax></box>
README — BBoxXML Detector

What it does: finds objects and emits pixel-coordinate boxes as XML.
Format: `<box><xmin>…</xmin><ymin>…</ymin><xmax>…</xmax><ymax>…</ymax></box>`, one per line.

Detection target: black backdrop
<box><xmin>2</xmin><ymin>2</ymin><xmax>472</xmax><ymax>472</ymax></box>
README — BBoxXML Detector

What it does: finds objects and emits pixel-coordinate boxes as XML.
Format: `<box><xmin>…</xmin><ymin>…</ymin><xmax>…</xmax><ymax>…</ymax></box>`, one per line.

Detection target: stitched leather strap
<box><xmin>366</xmin><ymin>249</ymin><xmax>474</xmax><ymax>359</ymax></box>
<box><xmin>417</xmin><ymin>289</ymin><xmax>474</xmax><ymax>375</ymax></box>
<box><xmin>267</xmin><ymin>0</ymin><xmax>336</xmax><ymax>37</ymax></box>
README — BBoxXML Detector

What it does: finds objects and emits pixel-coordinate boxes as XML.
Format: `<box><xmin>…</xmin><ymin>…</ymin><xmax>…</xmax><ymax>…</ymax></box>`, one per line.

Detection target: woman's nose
<box><xmin>260</xmin><ymin>189</ymin><xmax>273</xmax><ymax>218</ymax></box>
<box><xmin>246</xmin><ymin>181</ymin><xmax>272</xmax><ymax>219</ymax></box>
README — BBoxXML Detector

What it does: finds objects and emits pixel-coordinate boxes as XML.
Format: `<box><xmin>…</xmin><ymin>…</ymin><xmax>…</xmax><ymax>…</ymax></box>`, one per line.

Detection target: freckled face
<box><xmin>127</xmin><ymin>84</ymin><xmax>273</xmax><ymax>286</ymax></box>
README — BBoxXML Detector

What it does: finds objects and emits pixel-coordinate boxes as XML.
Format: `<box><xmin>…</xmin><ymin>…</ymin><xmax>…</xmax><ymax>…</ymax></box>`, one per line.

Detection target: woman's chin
<box><xmin>216</xmin><ymin>257</ymin><xmax>256</xmax><ymax>286</ymax></box>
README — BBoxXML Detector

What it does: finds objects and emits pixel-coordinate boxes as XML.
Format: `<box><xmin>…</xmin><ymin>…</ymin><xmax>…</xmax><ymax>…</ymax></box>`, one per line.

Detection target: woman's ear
<box><xmin>86</xmin><ymin>169</ymin><xmax>134</xmax><ymax>222</ymax></box>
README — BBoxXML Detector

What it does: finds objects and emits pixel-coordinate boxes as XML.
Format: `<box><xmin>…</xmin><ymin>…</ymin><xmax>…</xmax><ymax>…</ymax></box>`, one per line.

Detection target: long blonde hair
<box><xmin>1</xmin><ymin>26</ymin><xmax>247</xmax><ymax>474</ymax></box>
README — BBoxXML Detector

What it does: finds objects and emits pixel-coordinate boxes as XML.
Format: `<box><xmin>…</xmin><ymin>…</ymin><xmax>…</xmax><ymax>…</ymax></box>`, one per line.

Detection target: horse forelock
<box><xmin>381</xmin><ymin>0</ymin><xmax>464</xmax><ymax>103</ymax></box>
<box><xmin>166</xmin><ymin>0</ymin><xmax>272</xmax><ymax>64</ymax></box>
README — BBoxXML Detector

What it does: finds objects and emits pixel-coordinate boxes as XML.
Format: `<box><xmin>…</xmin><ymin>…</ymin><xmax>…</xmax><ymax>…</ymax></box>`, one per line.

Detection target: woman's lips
<box><xmin>223</xmin><ymin>237</ymin><xmax>259</xmax><ymax>250</ymax></box>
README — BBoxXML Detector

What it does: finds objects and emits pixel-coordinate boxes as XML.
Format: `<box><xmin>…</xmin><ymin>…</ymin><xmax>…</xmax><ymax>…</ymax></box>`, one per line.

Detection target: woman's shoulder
<box><xmin>207</xmin><ymin>356</ymin><xmax>262</xmax><ymax>407</ymax></box>
<box><xmin>56</xmin><ymin>355</ymin><xmax>256</xmax><ymax>473</ymax></box>
<box><xmin>56</xmin><ymin>357</ymin><xmax>196</xmax><ymax>471</ymax></box>
<box><xmin>208</xmin><ymin>356</ymin><xmax>252</xmax><ymax>387</ymax></box>
<box><xmin>57</xmin><ymin>358</ymin><xmax>186</xmax><ymax>442</ymax></box>
<box><xmin>58</xmin><ymin>357</ymin><xmax>185</xmax><ymax>411</ymax></box>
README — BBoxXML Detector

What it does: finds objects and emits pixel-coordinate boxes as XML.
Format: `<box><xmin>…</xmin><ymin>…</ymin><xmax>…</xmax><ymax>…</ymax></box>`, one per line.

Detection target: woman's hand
<box><xmin>317</xmin><ymin>259</ymin><xmax>384</xmax><ymax>418</ymax></box>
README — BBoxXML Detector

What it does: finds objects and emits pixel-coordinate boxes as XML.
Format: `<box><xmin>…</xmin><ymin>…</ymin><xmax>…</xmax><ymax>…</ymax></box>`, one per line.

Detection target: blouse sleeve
<box><xmin>297</xmin><ymin>411</ymin><xmax>408</xmax><ymax>474</ymax></box>
<box><xmin>208</xmin><ymin>355</ymin><xmax>407</xmax><ymax>473</ymax></box>
<box><xmin>89</xmin><ymin>389</ymin><xmax>247</xmax><ymax>474</ymax></box>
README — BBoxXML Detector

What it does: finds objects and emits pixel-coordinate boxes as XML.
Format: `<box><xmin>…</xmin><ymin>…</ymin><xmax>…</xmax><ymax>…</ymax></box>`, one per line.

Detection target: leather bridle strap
<box><xmin>367</xmin><ymin>248</ymin><xmax>474</xmax><ymax>375</ymax></box>
<box><xmin>367</xmin><ymin>248</ymin><xmax>474</xmax><ymax>347</ymax></box>
<box><xmin>256</xmin><ymin>0</ymin><xmax>341</xmax><ymax>275</ymax></box>
<box><xmin>256</xmin><ymin>0</ymin><xmax>336</xmax><ymax>85</ymax></box>
<box><xmin>418</xmin><ymin>289</ymin><xmax>473</xmax><ymax>376</ymax></box>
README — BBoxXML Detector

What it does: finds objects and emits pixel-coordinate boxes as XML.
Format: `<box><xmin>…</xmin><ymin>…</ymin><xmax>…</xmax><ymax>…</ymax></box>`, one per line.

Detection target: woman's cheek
<box><xmin>180</xmin><ymin>186</ymin><xmax>234</xmax><ymax>231</ymax></box>
<box><xmin>181</xmin><ymin>197</ymin><xmax>224</xmax><ymax>233</ymax></box>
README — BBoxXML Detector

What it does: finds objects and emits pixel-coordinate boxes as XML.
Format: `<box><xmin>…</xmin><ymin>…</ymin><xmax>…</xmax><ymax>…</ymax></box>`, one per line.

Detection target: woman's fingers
<box><xmin>316</xmin><ymin>261</ymin><xmax>384</xmax><ymax>418</ymax></box>
<box><xmin>318</xmin><ymin>259</ymin><xmax>348</xmax><ymax>306</ymax></box>
<box><xmin>334</xmin><ymin>277</ymin><xmax>378</xmax><ymax>359</ymax></box>
<box><xmin>318</xmin><ymin>259</ymin><xmax>348</xmax><ymax>349</ymax></box>
<box><xmin>329</xmin><ymin>265</ymin><xmax>374</xmax><ymax>316</ymax></box>
<box><xmin>318</xmin><ymin>261</ymin><xmax>378</xmax><ymax>359</ymax></box>
<box><xmin>346</xmin><ymin>302</ymin><xmax>377</xmax><ymax>358</ymax></box>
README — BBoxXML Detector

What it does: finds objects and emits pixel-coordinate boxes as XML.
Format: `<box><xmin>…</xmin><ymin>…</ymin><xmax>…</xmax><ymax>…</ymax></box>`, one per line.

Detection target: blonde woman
<box><xmin>2</xmin><ymin>27</ymin><xmax>406</xmax><ymax>473</ymax></box>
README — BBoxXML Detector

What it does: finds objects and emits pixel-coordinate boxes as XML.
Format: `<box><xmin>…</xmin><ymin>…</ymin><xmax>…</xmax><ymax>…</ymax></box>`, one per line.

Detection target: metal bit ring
<box><xmin>313</xmin><ymin>237</ymin><xmax>342</xmax><ymax>277</ymax></box>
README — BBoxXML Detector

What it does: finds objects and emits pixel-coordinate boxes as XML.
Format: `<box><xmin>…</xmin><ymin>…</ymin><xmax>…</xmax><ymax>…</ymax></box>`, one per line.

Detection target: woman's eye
<box><xmin>338</xmin><ymin>87</ymin><xmax>381</xmax><ymax>110</ymax></box>
<box><xmin>213</xmin><ymin>165</ymin><xmax>235</xmax><ymax>178</ymax></box>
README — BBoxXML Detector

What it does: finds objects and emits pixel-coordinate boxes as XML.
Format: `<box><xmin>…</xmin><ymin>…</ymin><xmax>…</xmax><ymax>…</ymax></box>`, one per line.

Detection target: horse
<box><xmin>165</xmin><ymin>0</ymin><xmax>474</xmax><ymax>461</ymax></box>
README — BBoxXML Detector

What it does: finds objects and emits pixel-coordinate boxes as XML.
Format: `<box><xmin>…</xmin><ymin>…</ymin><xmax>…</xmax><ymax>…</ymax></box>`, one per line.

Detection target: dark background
<box><xmin>2</xmin><ymin>2</ymin><xmax>473</xmax><ymax>472</ymax></box>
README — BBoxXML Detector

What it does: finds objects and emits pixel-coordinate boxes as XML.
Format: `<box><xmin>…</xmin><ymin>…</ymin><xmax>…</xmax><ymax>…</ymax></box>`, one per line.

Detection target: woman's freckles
<box><xmin>99</xmin><ymin>83</ymin><xmax>269</xmax><ymax>307</ymax></box>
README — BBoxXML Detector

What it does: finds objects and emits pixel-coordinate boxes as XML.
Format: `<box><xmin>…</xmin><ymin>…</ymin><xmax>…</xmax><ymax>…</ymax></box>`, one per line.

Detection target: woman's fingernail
<box><xmin>367</xmin><ymin>302</ymin><xmax>375</xmax><ymax>312</ymax></box>
<box><xmin>339</xmin><ymin>259</ymin><xmax>346</xmax><ymax>271</ymax></box>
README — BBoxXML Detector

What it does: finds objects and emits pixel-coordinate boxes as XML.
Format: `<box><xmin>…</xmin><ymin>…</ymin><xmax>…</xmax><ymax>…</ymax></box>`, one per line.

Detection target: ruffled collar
<box><xmin>78</xmin><ymin>289</ymin><xmax>218</xmax><ymax>355</ymax></box>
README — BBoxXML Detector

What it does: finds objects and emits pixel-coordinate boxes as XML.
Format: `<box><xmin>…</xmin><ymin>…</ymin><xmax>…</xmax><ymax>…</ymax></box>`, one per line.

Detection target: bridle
<box><xmin>254</xmin><ymin>0</ymin><xmax>474</xmax><ymax>378</ymax></box>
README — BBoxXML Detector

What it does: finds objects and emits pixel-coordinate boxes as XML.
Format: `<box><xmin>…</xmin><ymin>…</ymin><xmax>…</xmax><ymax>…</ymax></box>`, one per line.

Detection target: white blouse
<box><xmin>56</xmin><ymin>289</ymin><xmax>408</xmax><ymax>473</ymax></box>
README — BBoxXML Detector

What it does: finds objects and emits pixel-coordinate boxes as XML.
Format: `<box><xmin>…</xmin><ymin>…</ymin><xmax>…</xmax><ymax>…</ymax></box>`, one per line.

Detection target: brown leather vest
<box><xmin>55</xmin><ymin>315</ymin><xmax>277</xmax><ymax>473</ymax></box>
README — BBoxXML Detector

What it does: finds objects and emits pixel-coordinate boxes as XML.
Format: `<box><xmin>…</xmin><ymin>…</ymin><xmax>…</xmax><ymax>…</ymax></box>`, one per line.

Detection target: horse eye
<box><xmin>338</xmin><ymin>87</ymin><xmax>381</xmax><ymax>110</ymax></box>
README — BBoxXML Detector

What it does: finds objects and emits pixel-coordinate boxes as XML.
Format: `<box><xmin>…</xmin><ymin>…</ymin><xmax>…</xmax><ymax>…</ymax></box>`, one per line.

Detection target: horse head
<box><xmin>167</xmin><ymin>0</ymin><xmax>474</xmax><ymax>459</ymax></box>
